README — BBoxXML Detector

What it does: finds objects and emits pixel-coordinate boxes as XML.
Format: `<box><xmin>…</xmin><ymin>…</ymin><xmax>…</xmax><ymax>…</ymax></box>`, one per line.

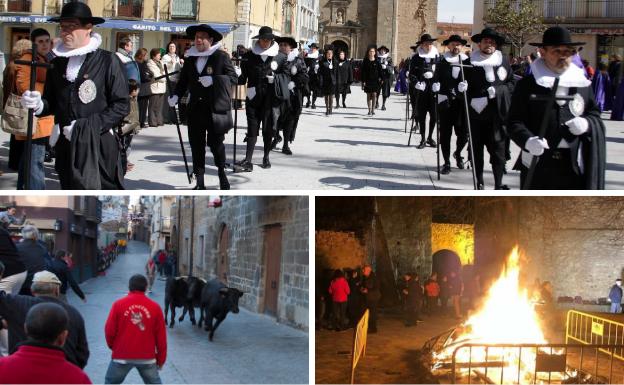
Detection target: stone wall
<box><xmin>395</xmin><ymin>0</ymin><xmax>438</xmax><ymax>61</ymax></box>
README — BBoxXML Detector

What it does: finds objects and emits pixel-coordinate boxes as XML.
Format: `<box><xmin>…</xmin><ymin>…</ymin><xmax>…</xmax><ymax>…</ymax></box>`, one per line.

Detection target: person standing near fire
<box><xmin>447</xmin><ymin>271</ymin><xmax>463</xmax><ymax>319</ymax></box>
<box><xmin>361</xmin><ymin>264</ymin><xmax>381</xmax><ymax>333</ymax></box>
<box><xmin>608</xmin><ymin>278</ymin><xmax>623</xmax><ymax>313</ymax></box>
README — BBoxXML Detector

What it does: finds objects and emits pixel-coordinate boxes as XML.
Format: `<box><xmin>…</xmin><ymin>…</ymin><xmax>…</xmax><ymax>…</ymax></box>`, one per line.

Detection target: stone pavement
<box><xmin>1</xmin><ymin>87</ymin><xmax>623</xmax><ymax>189</ymax></box>
<box><xmin>66</xmin><ymin>240</ymin><xmax>309</xmax><ymax>384</ymax></box>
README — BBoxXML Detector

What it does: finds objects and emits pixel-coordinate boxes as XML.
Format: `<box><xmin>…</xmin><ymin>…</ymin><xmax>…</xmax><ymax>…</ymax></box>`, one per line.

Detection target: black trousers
<box><xmin>366</xmin><ymin>298</ymin><xmax>379</xmax><ymax>332</ymax></box>
<box><xmin>138</xmin><ymin>96</ymin><xmax>149</xmax><ymax>127</ymax></box>
<box><xmin>520</xmin><ymin>149</ymin><xmax>585</xmax><ymax>189</ymax></box>
<box><xmin>332</xmin><ymin>301</ymin><xmax>348</xmax><ymax>329</ymax></box>
<box><xmin>470</xmin><ymin>118</ymin><xmax>506</xmax><ymax>187</ymax></box>
<box><xmin>246</xmin><ymin>94</ymin><xmax>280</xmax><ymax>159</ymax></box>
<box><xmin>440</xmin><ymin>99</ymin><xmax>468</xmax><ymax>163</ymax></box>
<box><xmin>278</xmin><ymin>93</ymin><xmax>303</xmax><ymax>143</ymax></box>
<box><xmin>188</xmin><ymin>115</ymin><xmax>226</xmax><ymax>176</ymax></box>
<box><xmin>417</xmin><ymin>90</ymin><xmax>436</xmax><ymax>140</ymax></box>
<box><xmin>404</xmin><ymin>302</ymin><xmax>420</xmax><ymax>326</ymax></box>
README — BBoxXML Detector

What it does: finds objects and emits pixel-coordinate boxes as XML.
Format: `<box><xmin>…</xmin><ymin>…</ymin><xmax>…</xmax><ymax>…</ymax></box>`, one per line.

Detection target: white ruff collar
<box><xmin>287</xmin><ymin>49</ymin><xmax>299</xmax><ymax>62</ymax></box>
<box><xmin>443</xmin><ymin>51</ymin><xmax>467</xmax><ymax>63</ymax></box>
<box><xmin>417</xmin><ymin>46</ymin><xmax>439</xmax><ymax>59</ymax></box>
<box><xmin>530</xmin><ymin>58</ymin><xmax>592</xmax><ymax>89</ymax></box>
<box><xmin>185</xmin><ymin>42</ymin><xmax>222</xmax><ymax>57</ymax></box>
<box><xmin>252</xmin><ymin>42</ymin><xmax>279</xmax><ymax>57</ymax></box>
<box><xmin>470</xmin><ymin>50</ymin><xmax>502</xmax><ymax>67</ymax></box>
<box><xmin>307</xmin><ymin>50</ymin><xmax>319</xmax><ymax>59</ymax></box>
<box><xmin>379</xmin><ymin>53</ymin><xmax>389</xmax><ymax>59</ymax></box>
<box><xmin>53</xmin><ymin>32</ymin><xmax>101</xmax><ymax>58</ymax></box>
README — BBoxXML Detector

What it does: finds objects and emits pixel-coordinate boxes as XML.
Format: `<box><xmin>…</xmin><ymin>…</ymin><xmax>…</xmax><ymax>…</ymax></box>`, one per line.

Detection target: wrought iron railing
<box><xmin>484</xmin><ymin>0</ymin><xmax>624</xmax><ymax>20</ymax></box>
<box><xmin>170</xmin><ymin>0</ymin><xmax>196</xmax><ymax>20</ymax></box>
<box><xmin>117</xmin><ymin>0</ymin><xmax>142</xmax><ymax>18</ymax></box>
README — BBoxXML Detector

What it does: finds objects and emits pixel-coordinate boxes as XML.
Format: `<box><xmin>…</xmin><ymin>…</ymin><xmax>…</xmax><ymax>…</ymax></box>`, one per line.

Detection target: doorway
<box><xmin>331</xmin><ymin>39</ymin><xmax>349</xmax><ymax>57</ymax></box>
<box><xmin>263</xmin><ymin>224</ymin><xmax>282</xmax><ymax>317</ymax></box>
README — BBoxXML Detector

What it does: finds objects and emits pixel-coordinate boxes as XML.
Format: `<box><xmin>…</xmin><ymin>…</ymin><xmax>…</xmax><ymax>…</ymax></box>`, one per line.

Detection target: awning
<box><xmin>0</xmin><ymin>15</ymin><xmax>237</xmax><ymax>34</ymax></box>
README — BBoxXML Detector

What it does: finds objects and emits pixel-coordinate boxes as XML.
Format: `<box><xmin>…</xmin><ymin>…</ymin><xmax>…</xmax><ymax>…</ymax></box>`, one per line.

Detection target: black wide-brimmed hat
<box><xmin>443</xmin><ymin>34</ymin><xmax>468</xmax><ymax>46</ymax></box>
<box><xmin>49</xmin><ymin>1</ymin><xmax>105</xmax><ymax>25</ymax></box>
<box><xmin>378</xmin><ymin>45</ymin><xmax>389</xmax><ymax>53</ymax></box>
<box><xmin>185</xmin><ymin>24</ymin><xmax>223</xmax><ymax>42</ymax></box>
<box><xmin>309</xmin><ymin>42</ymin><xmax>319</xmax><ymax>49</ymax></box>
<box><xmin>529</xmin><ymin>26</ymin><xmax>586</xmax><ymax>47</ymax></box>
<box><xmin>471</xmin><ymin>27</ymin><xmax>507</xmax><ymax>46</ymax></box>
<box><xmin>416</xmin><ymin>34</ymin><xmax>437</xmax><ymax>45</ymax></box>
<box><xmin>252</xmin><ymin>26</ymin><xmax>276</xmax><ymax>40</ymax></box>
<box><xmin>275</xmin><ymin>36</ymin><xmax>298</xmax><ymax>49</ymax></box>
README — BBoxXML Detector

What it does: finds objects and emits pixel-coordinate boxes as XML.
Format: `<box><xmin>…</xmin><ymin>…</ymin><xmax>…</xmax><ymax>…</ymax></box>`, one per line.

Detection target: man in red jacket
<box><xmin>104</xmin><ymin>274</ymin><xmax>167</xmax><ymax>384</ymax></box>
<box><xmin>0</xmin><ymin>302</ymin><xmax>92</xmax><ymax>384</ymax></box>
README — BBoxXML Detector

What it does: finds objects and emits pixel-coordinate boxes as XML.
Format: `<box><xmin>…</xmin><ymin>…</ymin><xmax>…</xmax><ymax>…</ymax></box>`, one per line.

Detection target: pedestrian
<box><xmin>346</xmin><ymin>269</ymin><xmax>363</xmax><ymax>326</ymax></box>
<box><xmin>592</xmin><ymin>63</ymin><xmax>612</xmax><ymax>112</ymax></box>
<box><xmin>376</xmin><ymin>45</ymin><xmax>393</xmax><ymax>110</ymax></box>
<box><xmin>608</xmin><ymin>278</ymin><xmax>622</xmax><ymax>313</ymax></box>
<box><xmin>168</xmin><ymin>24</ymin><xmax>236</xmax><ymax>190</ymax></box>
<box><xmin>0</xmin><ymin>225</ymin><xmax>26</xmax><ymax>356</ymax></box>
<box><xmin>0</xmin><ymin>302</ymin><xmax>92</xmax><ymax>384</ymax></box>
<box><xmin>582</xmin><ymin>59</ymin><xmax>595</xmax><ymax>80</ymax></box>
<box><xmin>464</xmin><ymin>28</ymin><xmax>514</xmax><ymax>190</ymax></box>
<box><xmin>319</xmin><ymin>45</ymin><xmax>338</xmax><ymax>116</ymax></box>
<box><xmin>166</xmin><ymin>251</ymin><xmax>176</xmax><ymax>277</ymax></box>
<box><xmin>104</xmin><ymin>274</ymin><xmax>167</xmax><ymax>384</ymax></box>
<box><xmin>0</xmin><ymin>270</ymin><xmax>90</xmax><ymax>368</ymax></box>
<box><xmin>46</xmin><ymin>250</ymin><xmax>87</xmax><ymax>303</ymax></box>
<box><xmin>12</xmin><ymin>28</ymin><xmax>54</xmax><ymax>190</ymax></box>
<box><xmin>115</xmin><ymin>37</ymin><xmax>140</xmax><ymax>83</ymax></box>
<box><xmin>424</xmin><ymin>272</ymin><xmax>440</xmax><ymax>315</ymax></box>
<box><xmin>236</xmin><ymin>26</ymin><xmax>287</xmax><ymax>171</ymax></box>
<box><xmin>448</xmin><ymin>271</ymin><xmax>463</xmax><ymax>319</ymax></box>
<box><xmin>437</xmin><ymin>34</ymin><xmax>470</xmax><ymax>175</ymax></box>
<box><xmin>304</xmin><ymin>43</ymin><xmax>321</xmax><ymax>109</ymax></box>
<box><xmin>19</xmin><ymin>1</ymin><xmax>128</xmax><ymax>190</ymax></box>
<box><xmin>361</xmin><ymin>45</ymin><xmax>382</xmax><ymax>116</ymax></box>
<box><xmin>0</xmin><ymin>204</ymin><xmax>27</xmax><ymax>229</ymax></box>
<box><xmin>157</xmin><ymin>249</ymin><xmax>166</xmax><ymax>278</ymax></box>
<box><xmin>147</xmin><ymin>48</ymin><xmax>166</xmax><ymax>127</ymax></box>
<box><xmin>328</xmin><ymin>269</ymin><xmax>350</xmax><ymax>331</ymax></box>
<box><xmin>135</xmin><ymin>48</ymin><xmax>152</xmax><ymax>129</ymax></box>
<box><xmin>360</xmin><ymin>264</ymin><xmax>381</xmax><ymax>333</ymax></box>
<box><xmin>145</xmin><ymin>257</ymin><xmax>156</xmax><ymax>293</ymax></box>
<box><xmin>17</xmin><ymin>225</ymin><xmax>48</xmax><ymax>296</ymax></box>
<box><xmin>402</xmin><ymin>272</ymin><xmax>423</xmax><ymax>326</ymax></box>
<box><xmin>273</xmin><ymin>36</ymin><xmax>309</xmax><ymax>156</ymax></box>
<box><xmin>117</xmin><ymin>79</ymin><xmax>140</xmax><ymax>174</ymax></box>
<box><xmin>161</xmin><ymin>41</ymin><xmax>183</xmax><ymax>124</ymax></box>
<box><xmin>508</xmin><ymin>26</ymin><xmax>606</xmax><ymax>189</ymax></box>
<box><xmin>439</xmin><ymin>275</ymin><xmax>450</xmax><ymax>313</ymax></box>
<box><xmin>395</xmin><ymin>59</ymin><xmax>408</xmax><ymax>95</ymax></box>
<box><xmin>335</xmin><ymin>50</ymin><xmax>352</xmax><ymax>108</ymax></box>
<box><xmin>409</xmin><ymin>34</ymin><xmax>440</xmax><ymax>149</ymax></box>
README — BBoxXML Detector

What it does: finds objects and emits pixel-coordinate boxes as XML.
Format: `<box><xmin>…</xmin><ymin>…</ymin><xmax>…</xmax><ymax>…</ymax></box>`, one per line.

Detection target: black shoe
<box><xmin>375</xmin><ymin>102</ymin><xmax>379</xmax><ymax>109</ymax></box>
<box><xmin>496</xmin><ymin>184</ymin><xmax>510</xmax><ymax>190</ymax></box>
<box><xmin>427</xmin><ymin>138</ymin><xmax>437</xmax><ymax>147</ymax></box>
<box><xmin>381</xmin><ymin>105</ymin><xmax>386</xmax><ymax>111</ymax></box>
<box><xmin>417</xmin><ymin>141</ymin><xmax>426</xmax><ymax>149</ymax></box>
<box><xmin>305</xmin><ymin>101</ymin><xmax>310</xmax><ymax>108</ymax></box>
<box><xmin>371</xmin><ymin>111</ymin><xmax>375</xmax><ymax>116</ymax></box>
<box><xmin>218</xmin><ymin>170</ymin><xmax>230</xmax><ymax>190</ymax></box>
<box><xmin>311</xmin><ymin>104</ymin><xmax>316</xmax><ymax>109</ymax></box>
<box><xmin>271</xmin><ymin>135</ymin><xmax>282</xmax><ymax>150</ymax></box>
<box><xmin>325</xmin><ymin>110</ymin><xmax>329</xmax><ymax>116</ymax></box>
<box><xmin>193</xmin><ymin>184</ymin><xmax>206</xmax><ymax>190</ymax></box>
<box><xmin>454</xmin><ymin>152</ymin><xmax>465</xmax><ymax>169</ymax></box>
<box><xmin>236</xmin><ymin>160</ymin><xmax>253</xmax><ymax>172</ymax></box>
<box><xmin>477</xmin><ymin>183</ymin><xmax>484</xmax><ymax>190</ymax></box>
<box><xmin>343</xmin><ymin>103</ymin><xmax>347</xmax><ymax>108</ymax></box>
<box><xmin>261</xmin><ymin>157</ymin><xmax>271</xmax><ymax>169</ymax></box>
<box><xmin>44</xmin><ymin>152</ymin><xmax>52</xmax><ymax>163</ymax></box>
<box><xmin>282</xmin><ymin>146</ymin><xmax>292</xmax><ymax>155</ymax></box>
<box><xmin>441</xmin><ymin>163</ymin><xmax>451</xmax><ymax>175</ymax></box>
<box><xmin>334</xmin><ymin>105</ymin><xmax>340</xmax><ymax>110</ymax></box>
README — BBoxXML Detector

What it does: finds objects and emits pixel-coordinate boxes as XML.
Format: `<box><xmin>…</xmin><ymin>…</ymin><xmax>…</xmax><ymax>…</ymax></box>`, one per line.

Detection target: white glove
<box><xmin>470</xmin><ymin>97</ymin><xmax>488</xmax><ymax>114</ymax></box>
<box><xmin>20</xmin><ymin>90</ymin><xmax>44</xmax><ymax>115</ymax></box>
<box><xmin>199</xmin><ymin>76</ymin><xmax>213</xmax><ymax>88</ymax></box>
<box><xmin>525</xmin><ymin>136</ymin><xmax>550</xmax><ymax>156</ymax></box>
<box><xmin>565</xmin><ymin>117</ymin><xmax>589</xmax><ymax>136</ymax></box>
<box><xmin>168</xmin><ymin>95</ymin><xmax>178</xmax><ymax>107</ymax></box>
<box><xmin>457</xmin><ymin>81</ymin><xmax>468</xmax><ymax>93</ymax></box>
<box><xmin>437</xmin><ymin>94</ymin><xmax>448</xmax><ymax>104</ymax></box>
<box><xmin>382</xmin><ymin>64</ymin><xmax>387</xmax><ymax>70</ymax></box>
<box><xmin>247</xmin><ymin>86</ymin><xmax>256</xmax><ymax>100</ymax></box>
<box><xmin>415</xmin><ymin>82</ymin><xmax>426</xmax><ymax>91</ymax></box>
<box><xmin>432</xmin><ymin>82</ymin><xmax>441</xmax><ymax>93</ymax></box>
<box><xmin>291</xmin><ymin>66</ymin><xmax>298</xmax><ymax>75</ymax></box>
<box><xmin>288</xmin><ymin>81</ymin><xmax>295</xmax><ymax>91</ymax></box>
<box><xmin>424</xmin><ymin>71</ymin><xmax>433</xmax><ymax>79</ymax></box>
<box><xmin>234</xmin><ymin>66</ymin><xmax>242</xmax><ymax>77</ymax></box>
<box><xmin>266</xmin><ymin>75</ymin><xmax>274</xmax><ymax>84</ymax></box>
<box><xmin>487</xmin><ymin>86</ymin><xmax>496</xmax><ymax>99</ymax></box>
<box><xmin>49</xmin><ymin>124</ymin><xmax>60</xmax><ymax>147</ymax></box>
<box><xmin>406</xmin><ymin>71</ymin><xmax>409</xmax><ymax>77</ymax></box>
<box><xmin>314</xmin><ymin>64</ymin><xmax>319</xmax><ymax>73</ymax></box>
<box><xmin>62</xmin><ymin>120</ymin><xmax>76</xmax><ymax>141</ymax></box>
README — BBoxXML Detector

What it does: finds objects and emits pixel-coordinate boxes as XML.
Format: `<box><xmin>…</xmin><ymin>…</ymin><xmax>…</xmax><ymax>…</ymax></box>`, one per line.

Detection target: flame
<box><xmin>433</xmin><ymin>247</ymin><xmax>559</xmax><ymax>384</ymax></box>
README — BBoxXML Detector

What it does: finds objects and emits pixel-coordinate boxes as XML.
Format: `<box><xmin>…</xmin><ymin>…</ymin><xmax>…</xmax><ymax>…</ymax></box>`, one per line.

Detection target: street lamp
<box><xmin>54</xmin><ymin>219</ymin><xmax>63</xmax><ymax>232</ymax></box>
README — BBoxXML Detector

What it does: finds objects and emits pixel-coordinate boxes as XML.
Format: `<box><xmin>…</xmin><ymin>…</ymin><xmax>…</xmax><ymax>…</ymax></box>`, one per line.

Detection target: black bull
<box><xmin>199</xmin><ymin>279</ymin><xmax>244</xmax><ymax>341</ymax></box>
<box><xmin>164</xmin><ymin>276</ymin><xmax>205</xmax><ymax>328</ymax></box>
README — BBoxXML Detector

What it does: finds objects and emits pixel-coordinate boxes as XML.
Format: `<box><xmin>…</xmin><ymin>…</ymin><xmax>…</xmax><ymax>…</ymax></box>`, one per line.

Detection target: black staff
<box><xmin>522</xmin><ymin>77</ymin><xmax>575</xmax><ymax>190</ymax></box>
<box><xmin>435</xmin><ymin>92</ymin><xmax>441</xmax><ymax>180</ymax></box>
<box><xmin>451</xmin><ymin>60</ymin><xmax>478</xmax><ymax>189</ymax></box>
<box><xmin>404</xmin><ymin>90</ymin><xmax>410</xmax><ymax>133</ymax></box>
<box><xmin>228</xmin><ymin>56</ymin><xmax>247</xmax><ymax>173</ymax></box>
<box><xmin>15</xmin><ymin>40</ymin><xmax>52</xmax><ymax>190</ymax></box>
<box><xmin>155</xmin><ymin>66</ymin><xmax>192</xmax><ymax>184</ymax></box>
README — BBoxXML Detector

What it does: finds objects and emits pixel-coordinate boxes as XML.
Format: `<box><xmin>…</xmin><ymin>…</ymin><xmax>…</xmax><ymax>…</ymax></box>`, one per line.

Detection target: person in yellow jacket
<box><xmin>14</xmin><ymin>28</ymin><xmax>54</xmax><ymax>189</ymax></box>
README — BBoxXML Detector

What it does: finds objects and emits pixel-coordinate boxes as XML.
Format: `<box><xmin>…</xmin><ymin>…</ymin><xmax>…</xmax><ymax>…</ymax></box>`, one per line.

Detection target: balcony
<box><xmin>160</xmin><ymin>217</ymin><xmax>171</xmax><ymax>234</ymax></box>
<box><xmin>46</xmin><ymin>0</ymin><xmax>61</xmax><ymax>15</ymax></box>
<box><xmin>170</xmin><ymin>0</ymin><xmax>197</xmax><ymax>20</ymax></box>
<box><xmin>7</xmin><ymin>0</ymin><xmax>31</xmax><ymax>12</ymax></box>
<box><xmin>484</xmin><ymin>0</ymin><xmax>624</xmax><ymax>22</ymax></box>
<box><xmin>117</xmin><ymin>0</ymin><xmax>142</xmax><ymax>18</ymax></box>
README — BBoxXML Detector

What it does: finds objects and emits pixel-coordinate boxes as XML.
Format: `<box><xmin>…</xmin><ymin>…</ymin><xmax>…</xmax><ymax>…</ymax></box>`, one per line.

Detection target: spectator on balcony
<box><xmin>135</xmin><ymin>48</ymin><xmax>151</xmax><ymax>128</ymax></box>
<box><xmin>115</xmin><ymin>37</ymin><xmax>140</xmax><ymax>83</ymax></box>
<box><xmin>147</xmin><ymin>48</ymin><xmax>166</xmax><ymax>127</ymax></box>
<box><xmin>161</xmin><ymin>41</ymin><xmax>183</xmax><ymax>124</ymax></box>
<box><xmin>0</xmin><ymin>204</ymin><xmax>27</xmax><ymax>229</ymax></box>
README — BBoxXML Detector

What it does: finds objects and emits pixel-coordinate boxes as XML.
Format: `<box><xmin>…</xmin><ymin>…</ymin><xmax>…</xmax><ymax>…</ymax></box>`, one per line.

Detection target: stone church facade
<box><xmin>319</xmin><ymin>0</ymin><xmax>438</xmax><ymax>62</ymax></box>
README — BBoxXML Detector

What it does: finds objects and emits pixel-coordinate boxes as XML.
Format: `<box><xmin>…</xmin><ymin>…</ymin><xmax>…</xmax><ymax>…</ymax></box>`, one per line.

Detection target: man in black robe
<box><xmin>409</xmin><ymin>34</ymin><xmax>440</xmax><ymax>149</ymax></box>
<box><xmin>508</xmin><ymin>26</ymin><xmax>606</xmax><ymax>189</ymax></box>
<box><xmin>20</xmin><ymin>2</ymin><xmax>128</xmax><ymax>189</ymax></box>
<box><xmin>304</xmin><ymin>43</ymin><xmax>321</xmax><ymax>109</ymax></box>
<box><xmin>376</xmin><ymin>46</ymin><xmax>394</xmax><ymax>111</ymax></box>
<box><xmin>168</xmin><ymin>24</ymin><xmax>237</xmax><ymax>190</ymax></box>
<box><xmin>437</xmin><ymin>35</ymin><xmax>469</xmax><ymax>174</ymax></box>
<box><xmin>335</xmin><ymin>51</ymin><xmax>353</xmax><ymax>108</ymax></box>
<box><xmin>273</xmin><ymin>36</ymin><xmax>309</xmax><ymax>156</ymax></box>
<box><xmin>464</xmin><ymin>28</ymin><xmax>515</xmax><ymax>190</ymax></box>
<box><xmin>236</xmin><ymin>26</ymin><xmax>287</xmax><ymax>171</ymax></box>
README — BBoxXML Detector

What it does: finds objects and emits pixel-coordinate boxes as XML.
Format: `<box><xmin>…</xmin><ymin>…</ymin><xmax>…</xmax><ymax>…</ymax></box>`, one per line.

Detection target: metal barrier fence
<box><xmin>449</xmin><ymin>343</ymin><xmax>624</xmax><ymax>384</ymax></box>
<box><xmin>566</xmin><ymin>310</ymin><xmax>624</xmax><ymax>362</ymax></box>
<box><xmin>350</xmin><ymin>309</ymin><xmax>369</xmax><ymax>384</ymax></box>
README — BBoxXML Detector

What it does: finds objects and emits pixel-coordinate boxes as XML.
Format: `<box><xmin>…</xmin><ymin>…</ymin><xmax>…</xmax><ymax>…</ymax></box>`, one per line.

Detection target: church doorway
<box><xmin>331</xmin><ymin>40</ymin><xmax>349</xmax><ymax>57</ymax></box>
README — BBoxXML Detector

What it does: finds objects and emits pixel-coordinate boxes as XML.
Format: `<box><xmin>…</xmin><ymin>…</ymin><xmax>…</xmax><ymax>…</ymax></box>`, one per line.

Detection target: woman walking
<box><xmin>145</xmin><ymin>256</ymin><xmax>156</xmax><ymax>293</ymax></box>
<box><xmin>147</xmin><ymin>48</ymin><xmax>166</xmax><ymax>127</ymax></box>
<box><xmin>135</xmin><ymin>48</ymin><xmax>151</xmax><ymax>128</ymax></box>
<box><xmin>161</xmin><ymin>41</ymin><xmax>183</xmax><ymax>124</ymax></box>
<box><xmin>360</xmin><ymin>45</ymin><xmax>382</xmax><ymax>115</ymax></box>
<box><xmin>335</xmin><ymin>50</ymin><xmax>353</xmax><ymax>108</ymax></box>
<box><xmin>319</xmin><ymin>46</ymin><xmax>338</xmax><ymax>115</ymax></box>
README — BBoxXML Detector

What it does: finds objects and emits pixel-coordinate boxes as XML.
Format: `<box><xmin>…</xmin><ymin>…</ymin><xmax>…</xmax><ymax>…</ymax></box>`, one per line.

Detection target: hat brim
<box><xmin>528</xmin><ymin>41</ymin><xmax>586</xmax><ymax>47</ymax></box>
<box><xmin>252</xmin><ymin>33</ymin><xmax>276</xmax><ymax>40</ymax></box>
<box><xmin>186</xmin><ymin>25</ymin><xmax>223</xmax><ymax>42</ymax></box>
<box><xmin>471</xmin><ymin>34</ymin><xmax>506</xmax><ymax>46</ymax></box>
<box><xmin>49</xmin><ymin>16</ymin><xmax>105</xmax><ymax>25</ymax></box>
<box><xmin>416</xmin><ymin>38</ymin><xmax>437</xmax><ymax>45</ymax></box>
<box><xmin>275</xmin><ymin>37</ymin><xmax>297</xmax><ymax>48</ymax></box>
<box><xmin>443</xmin><ymin>38</ymin><xmax>468</xmax><ymax>46</ymax></box>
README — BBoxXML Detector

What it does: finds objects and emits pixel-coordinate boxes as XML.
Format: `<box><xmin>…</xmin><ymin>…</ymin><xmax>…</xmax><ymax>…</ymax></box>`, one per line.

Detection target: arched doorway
<box><xmin>431</xmin><ymin>249</ymin><xmax>462</xmax><ymax>278</ymax></box>
<box><xmin>217</xmin><ymin>225</ymin><xmax>229</xmax><ymax>284</ymax></box>
<box><xmin>331</xmin><ymin>39</ymin><xmax>349</xmax><ymax>57</ymax></box>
